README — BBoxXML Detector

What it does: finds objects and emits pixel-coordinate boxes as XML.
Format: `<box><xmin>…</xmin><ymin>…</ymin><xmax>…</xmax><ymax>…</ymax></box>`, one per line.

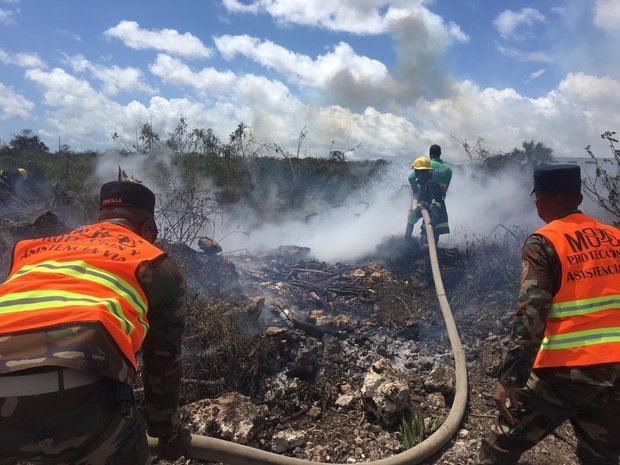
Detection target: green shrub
<box><xmin>400</xmin><ymin>411</ymin><xmax>423</xmax><ymax>450</ymax></box>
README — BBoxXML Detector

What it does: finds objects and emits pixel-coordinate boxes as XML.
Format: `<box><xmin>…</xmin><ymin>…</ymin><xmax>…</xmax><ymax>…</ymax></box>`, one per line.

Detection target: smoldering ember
<box><xmin>0</xmin><ymin>118</ymin><xmax>618</xmax><ymax>465</ymax></box>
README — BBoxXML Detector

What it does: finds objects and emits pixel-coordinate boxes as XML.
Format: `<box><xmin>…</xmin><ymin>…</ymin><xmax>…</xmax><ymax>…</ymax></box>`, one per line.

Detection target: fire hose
<box><xmin>148</xmin><ymin>208</ymin><xmax>468</xmax><ymax>464</ymax></box>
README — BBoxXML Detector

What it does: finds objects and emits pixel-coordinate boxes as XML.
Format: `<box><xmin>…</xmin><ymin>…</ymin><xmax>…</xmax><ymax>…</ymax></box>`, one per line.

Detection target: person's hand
<box><xmin>494</xmin><ymin>383</ymin><xmax>519</xmax><ymax>425</ymax></box>
<box><xmin>415</xmin><ymin>203</ymin><xmax>427</xmax><ymax>214</ymax></box>
<box><xmin>158</xmin><ymin>428</ymin><xmax>192</xmax><ymax>460</ymax></box>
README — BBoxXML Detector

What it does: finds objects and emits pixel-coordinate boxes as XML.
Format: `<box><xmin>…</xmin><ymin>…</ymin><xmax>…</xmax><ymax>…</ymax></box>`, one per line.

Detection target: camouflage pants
<box><xmin>0</xmin><ymin>378</ymin><xmax>149</xmax><ymax>465</ymax></box>
<box><xmin>477</xmin><ymin>370</ymin><xmax>620</xmax><ymax>464</ymax></box>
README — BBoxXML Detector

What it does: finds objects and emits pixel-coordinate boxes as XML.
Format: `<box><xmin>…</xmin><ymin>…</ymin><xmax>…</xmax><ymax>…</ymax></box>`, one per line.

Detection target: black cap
<box><xmin>99</xmin><ymin>181</ymin><xmax>156</xmax><ymax>215</ymax></box>
<box><xmin>429</xmin><ymin>144</ymin><xmax>441</xmax><ymax>158</ymax></box>
<box><xmin>532</xmin><ymin>164</ymin><xmax>581</xmax><ymax>195</ymax></box>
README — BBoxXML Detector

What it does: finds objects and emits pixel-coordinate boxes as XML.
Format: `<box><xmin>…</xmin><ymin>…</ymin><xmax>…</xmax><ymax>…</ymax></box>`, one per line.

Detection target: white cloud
<box><xmin>26</xmin><ymin>68</ymin><xmax>109</xmax><ymax>111</ymax></box>
<box><xmin>215</xmin><ymin>6</ymin><xmax>464</xmax><ymax>109</ymax></box>
<box><xmin>412</xmin><ymin>73</ymin><xmax>620</xmax><ymax>157</ymax></box>
<box><xmin>558</xmin><ymin>72</ymin><xmax>620</xmax><ymax>108</ymax></box>
<box><xmin>24</xmin><ymin>64</ymin><xmax>425</xmax><ymax>156</ymax></box>
<box><xmin>220</xmin><ymin>0</ymin><xmax>444</xmax><ymax>35</ymax></box>
<box><xmin>494</xmin><ymin>7</ymin><xmax>546</xmax><ymax>40</ymax></box>
<box><xmin>104</xmin><ymin>20</ymin><xmax>212</xmax><ymax>58</ymax></box>
<box><xmin>149</xmin><ymin>53</ymin><xmax>237</xmax><ymax>92</ymax></box>
<box><xmin>24</xmin><ymin>57</ymin><xmax>620</xmax><ymax>164</ymax></box>
<box><xmin>0</xmin><ymin>8</ymin><xmax>14</xmax><ymax>24</ymax></box>
<box><xmin>149</xmin><ymin>54</ymin><xmax>303</xmax><ymax>119</ymax></box>
<box><xmin>0</xmin><ymin>48</ymin><xmax>46</xmax><ymax>68</ymax></box>
<box><xmin>214</xmin><ymin>12</ymin><xmax>462</xmax><ymax>109</ymax></box>
<box><xmin>214</xmin><ymin>35</ymin><xmax>390</xmax><ymax>88</ymax></box>
<box><xmin>24</xmin><ymin>65</ymin><xmax>286</xmax><ymax>148</ymax></box>
<box><xmin>594</xmin><ymin>0</ymin><xmax>620</xmax><ymax>32</ymax></box>
<box><xmin>496</xmin><ymin>44</ymin><xmax>553</xmax><ymax>63</ymax></box>
<box><xmin>25</xmin><ymin>67</ymin><xmax>153</xmax><ymax>144</ymax></box>
<box><xmin>149</xmin><ymin>60</ymin><xmax>419</xmax><ymax>153</ymax></box>
<box><xmin>66</xmin><ymin>54</ymin><xmax>156</xmax><ymax>96</ymax></box>
<box><xmin>0</xmin><ymin>81</ymin><xmax>33</xmax><ymax>119</ymax></box>
<box><xmin>219</xmin><ymin>3</ymin><xmax>468</xmax><ymax>105</ymax></box>
<box><xmin>222</xmin><ymin>0</ymin><xmax>260</xmax><ymax>13</ymax></box>
<box><xmin>530</xmin><ymin>68</ymin><xmax>546</xmax><ymax>80</ymax></box>
<box><xmin>448</xmin><ymin>22</ymin><xmax>470</xmax><ymax>43</ymax></box>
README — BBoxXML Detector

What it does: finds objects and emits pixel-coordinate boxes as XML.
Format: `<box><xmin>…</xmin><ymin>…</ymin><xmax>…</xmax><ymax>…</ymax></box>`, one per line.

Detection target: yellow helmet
<box><xmin>17</xmin><ymin>168</ymin><xmax>28</xmax><ymax>180</ymax></box>
<box><xmin>411</xmin><ymin>156</ymin><xmax>431</xmax><ymax>170</ymax></box>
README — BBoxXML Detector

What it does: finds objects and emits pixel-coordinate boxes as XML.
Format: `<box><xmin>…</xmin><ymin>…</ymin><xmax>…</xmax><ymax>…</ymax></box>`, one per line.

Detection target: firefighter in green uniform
<box><xmin>405</xmin><ymin>156</ymin><xmax>449</xmax><ymax>244</ymax></box>
<box><xmin>407</xmin><ymin>145</ymin><xmax>453</xmax><ymax>196</ymax></box>
<box><xmin>476</xmin><ymin>165</ymin><xmax>620</xmax><ymax>464</ymax></box>
<box><xmin>429</xmin><ymin>144</ymin><xmax>452</xmax><ymax>193</ymax></box>
<box><xmin>0</xmin><ymin>181</ymin><xmax>191</xmax><ymax>464</ymax></box>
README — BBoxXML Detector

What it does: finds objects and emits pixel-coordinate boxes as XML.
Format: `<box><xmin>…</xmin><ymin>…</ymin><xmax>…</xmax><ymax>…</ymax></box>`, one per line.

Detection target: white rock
<box><xmin>183</xmin><ymin>392</ymin><xmax>267</xmax><ymax>444</ymax></box>
<box><xmin>335</xmin><ymin>394</ymin><xmax>356</xmax><ymax>409</ymax></box>
<box><xmin>272</xmin><ymin>429</ymin><xmax>306</xmax><ymax>453</ymax></box>
<box><xmin>361</xmin><ymin>358</ymin><xmax>410</xmax><ymax>426</ymax></box>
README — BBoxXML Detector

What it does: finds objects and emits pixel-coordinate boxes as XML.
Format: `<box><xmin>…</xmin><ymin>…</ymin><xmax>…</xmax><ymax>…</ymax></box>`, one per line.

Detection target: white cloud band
<box><xmin>104</xmin><ymin>20</ymin><xmax>212</xmax><ymax>58</ymax></box>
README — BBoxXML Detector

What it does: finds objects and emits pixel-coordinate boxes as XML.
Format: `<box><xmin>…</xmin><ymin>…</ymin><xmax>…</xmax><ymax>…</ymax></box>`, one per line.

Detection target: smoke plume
<box><xmin>217</xmin><ymin>163</ymin><xmax>544</xmax><ymax>262</ymax></box>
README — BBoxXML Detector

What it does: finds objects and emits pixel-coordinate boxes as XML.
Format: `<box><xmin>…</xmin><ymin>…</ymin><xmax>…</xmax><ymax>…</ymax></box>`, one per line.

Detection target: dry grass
<box><xmin>181</xmin><ymin>297</ymin><xmax>284</xmax><ymax>401</ymax></box>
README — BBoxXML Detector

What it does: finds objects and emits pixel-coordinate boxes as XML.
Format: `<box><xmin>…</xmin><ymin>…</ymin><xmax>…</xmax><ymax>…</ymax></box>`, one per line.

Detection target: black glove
<box><xmin>158</xmin><ymin>428</ymin><xmax>192</xmax><ymax>460</ymax></box>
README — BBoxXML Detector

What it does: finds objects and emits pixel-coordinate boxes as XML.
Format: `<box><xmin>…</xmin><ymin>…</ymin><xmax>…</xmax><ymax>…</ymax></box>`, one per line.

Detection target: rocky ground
<box><xmin>0</xmin><ymin>213</ymin><xmax>579</xmax><ymax>465</ymax></box>
<box><xmin>152</xmin><ymin>228</ymin><xmax>580</xmax><ymax>465</ymax></box>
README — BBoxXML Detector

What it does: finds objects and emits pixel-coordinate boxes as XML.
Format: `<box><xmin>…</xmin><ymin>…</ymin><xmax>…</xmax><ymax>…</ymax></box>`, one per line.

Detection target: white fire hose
<box><xmin>149</xmin><ymin>208</ymin><xmax>468</xmax><ymax>464</ymax></box>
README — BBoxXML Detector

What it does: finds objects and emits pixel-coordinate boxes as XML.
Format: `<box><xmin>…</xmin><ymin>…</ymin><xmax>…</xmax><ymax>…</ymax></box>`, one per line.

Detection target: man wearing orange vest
<box><xmin>476</xmin><ymin>165</ymin><xmax>620</xmax><ymax>464</ymax></box>
<box><xmin>0</xmin><ymin>181</ymin><xmax>191</xmax><ymax>464</ymax></box>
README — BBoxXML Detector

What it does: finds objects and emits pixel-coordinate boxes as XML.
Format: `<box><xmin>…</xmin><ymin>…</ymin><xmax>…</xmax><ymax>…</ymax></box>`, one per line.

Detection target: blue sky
<box><xmin>0</xmin><ymin>0</ymin><xmax>619</xmax><ymax>158</ymax></box>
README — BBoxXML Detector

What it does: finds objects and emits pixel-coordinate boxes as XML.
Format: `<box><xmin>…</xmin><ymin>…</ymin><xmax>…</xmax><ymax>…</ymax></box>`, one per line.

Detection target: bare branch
<box><xmin>582</xmin><ymin>131</ymin><xmax>620</xmax><ymax>221</ymax></box>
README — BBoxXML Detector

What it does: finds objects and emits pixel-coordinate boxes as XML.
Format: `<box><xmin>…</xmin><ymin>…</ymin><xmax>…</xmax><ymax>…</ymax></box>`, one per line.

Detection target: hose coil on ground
<box><xmin>149</xmin><ymin>208</ymin><xmax>468</xmax><ymax>464</ymax></box>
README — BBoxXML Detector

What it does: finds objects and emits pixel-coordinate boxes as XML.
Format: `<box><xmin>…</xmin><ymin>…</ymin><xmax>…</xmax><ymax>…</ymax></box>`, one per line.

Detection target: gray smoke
<box><xmin>217</xmin><ymin>162</ymin><xmax>544</xmax><ymax>262</ymax></box>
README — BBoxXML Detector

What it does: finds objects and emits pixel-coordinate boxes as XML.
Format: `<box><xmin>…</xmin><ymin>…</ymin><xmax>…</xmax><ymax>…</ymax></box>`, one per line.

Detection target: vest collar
<box><xmin>99</xmin><ymin>218</ymin><xmax>142</xmax><ymax>236</ymax></box>
<box><xmin>550</xmin><ymin>209</ymin><xmax>582</xmax><ymax>222</ymax></box>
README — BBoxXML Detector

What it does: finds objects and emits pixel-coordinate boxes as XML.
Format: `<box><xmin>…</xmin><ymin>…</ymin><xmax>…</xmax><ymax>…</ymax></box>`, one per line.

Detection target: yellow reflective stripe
<box><xmin>10</xmin><ymin>260</ymin><xmax>147</xmax><ymax>311</ymax></box>
<box><xmin>9</xmin><ymin>260</ymin><xmax>148</xmax><ymax>331</ymax></box>
<box><xmin>549</xmin><ymin>294</ymin><xmax>620</xmax><ymax>318</ymax></box>
<box><xmin>0</xmin><ymin>290</ymin><xmax>135</xmax><ymax>335</ymax></box>
<box><xmin>551</xmin><ymin>294</ymin><xmax>620</xmax><ymax>310</ymax></box>
<box><xmin>540</xmin><ymin>326</ymin><xmax>620</xmax><ymax>350</ymax></box>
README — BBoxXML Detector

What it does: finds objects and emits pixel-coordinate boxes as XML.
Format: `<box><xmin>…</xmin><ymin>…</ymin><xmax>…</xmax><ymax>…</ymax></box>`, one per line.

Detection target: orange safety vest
<box><xmin>0</xmin><ymin>221</ymin><xmax>164</xmax><ymax>369</ymax></box>
<box><xmin>533</xmin><ymin>213</ymin><xmax>620</xmax><ymax>368</ymax></box>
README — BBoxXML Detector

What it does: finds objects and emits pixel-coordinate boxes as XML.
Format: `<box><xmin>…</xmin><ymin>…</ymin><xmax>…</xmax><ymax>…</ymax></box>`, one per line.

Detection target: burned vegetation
<box><xmin>2</xmin><ymin>124</ymin><xmax>615</xmax><ymax>465</ymax></box>
<box><xmin>0</xmin><ymin>209</ymin><xmax>578</xmax><ymax>465</ymax></box>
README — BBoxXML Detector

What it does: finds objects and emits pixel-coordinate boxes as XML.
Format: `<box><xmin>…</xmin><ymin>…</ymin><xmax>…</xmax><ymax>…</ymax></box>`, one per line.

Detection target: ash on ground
<box><xmin>151</xmin><ymin>234</ymin><xmax>578</xmax><ymax>465</ymax></box>
<box><xmin>2</xmin><ymin>214</ymin><xmax>578</xmax><ymax>465</ymax></box>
